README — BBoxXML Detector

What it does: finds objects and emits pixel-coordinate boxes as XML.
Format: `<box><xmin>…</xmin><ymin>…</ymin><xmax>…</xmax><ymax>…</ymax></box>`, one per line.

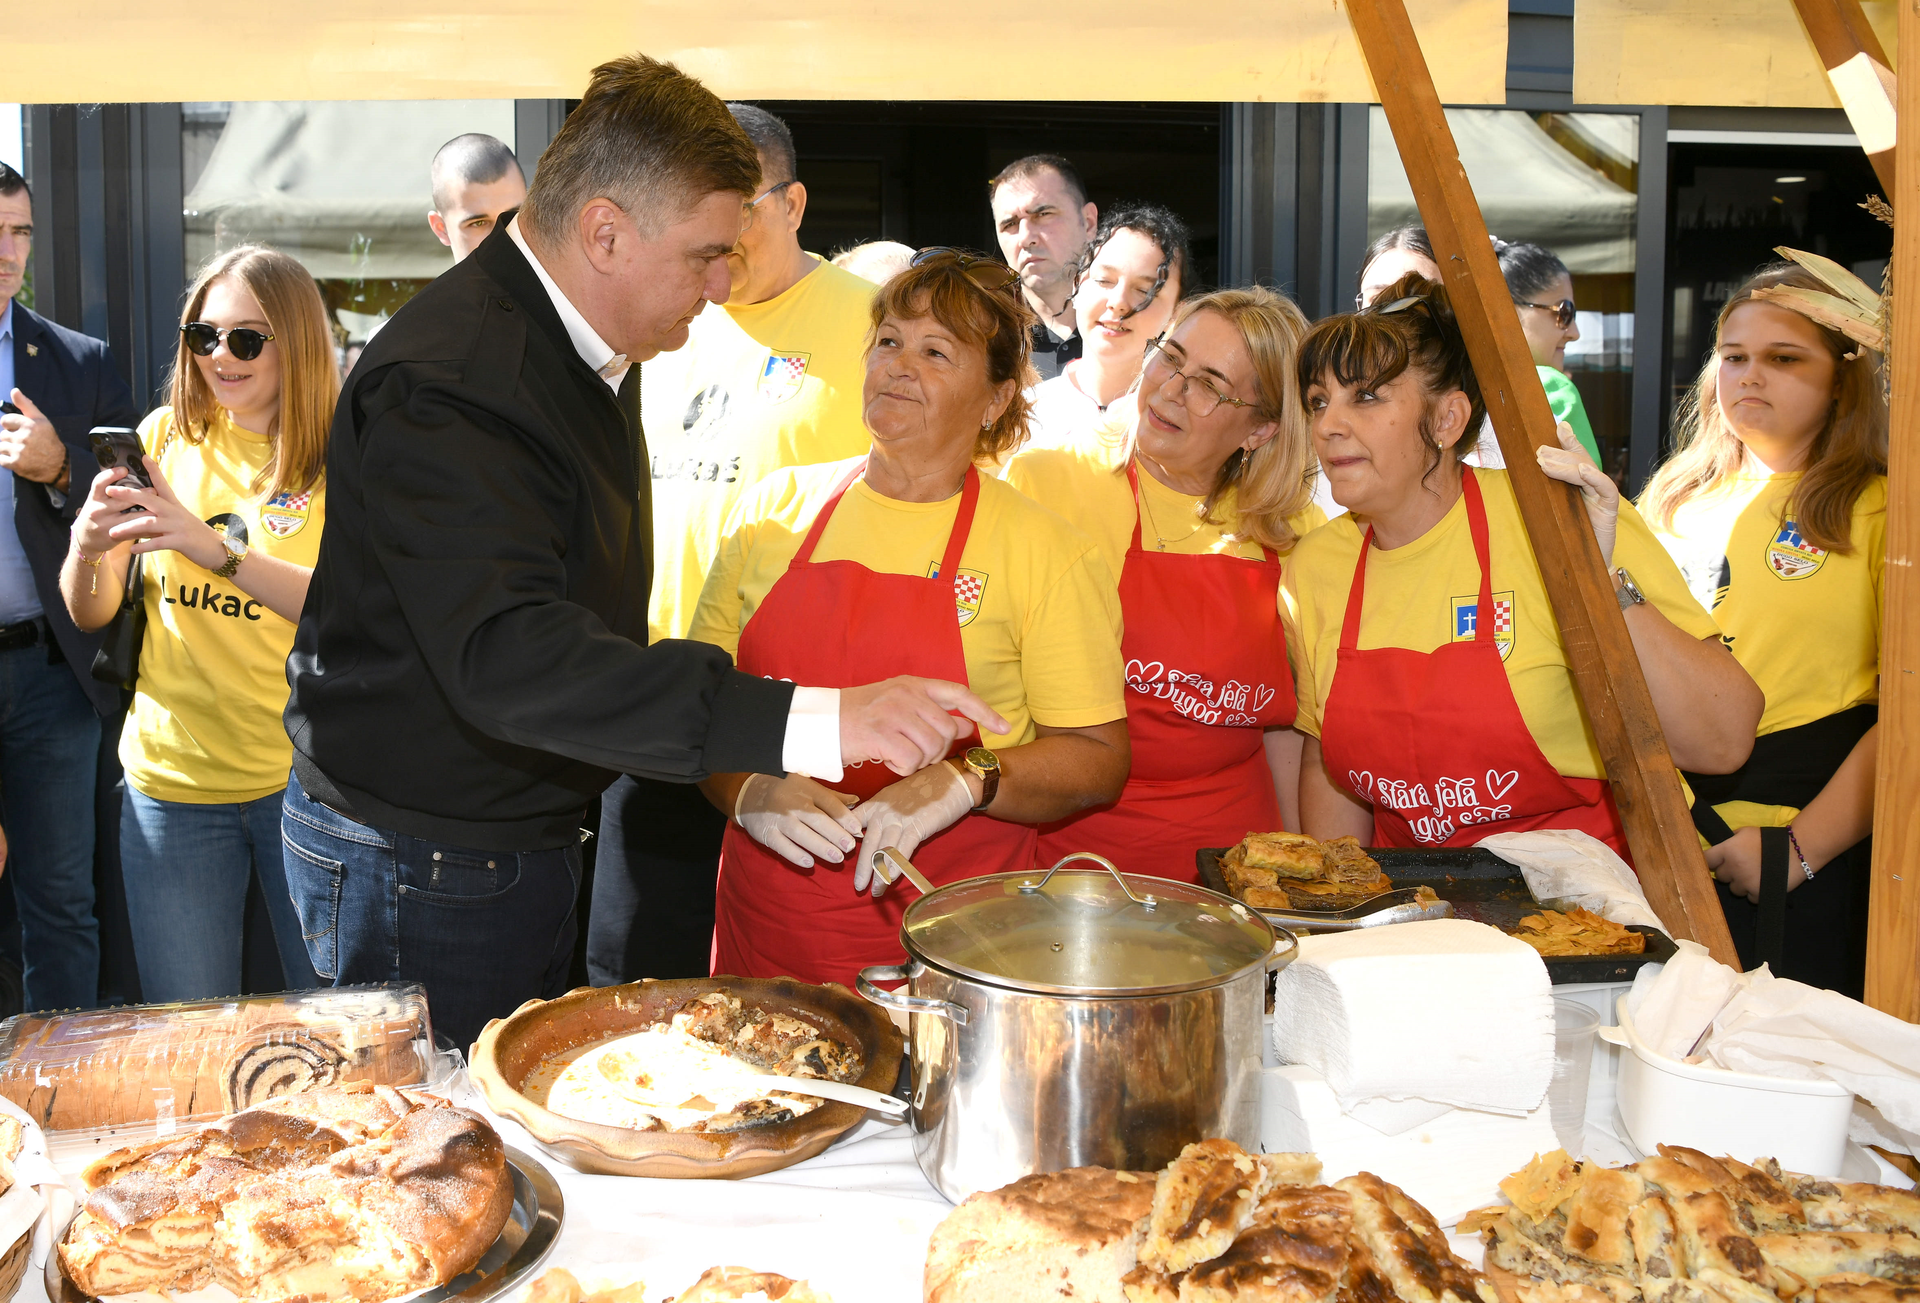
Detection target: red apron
<box><xmin>711</xmin><ymin>463</ymin><xmax>1036</xmax><ymax>988</ymax></box>
<box><xmin>1317</xmin><ymin>469</ymin><xmax>1628</xmax><ymax>856</ymax></box>
<box><xmin>1038</xmin><ymin>461</ymin><xmax>1297</xmax><ymax>882</ymax></box>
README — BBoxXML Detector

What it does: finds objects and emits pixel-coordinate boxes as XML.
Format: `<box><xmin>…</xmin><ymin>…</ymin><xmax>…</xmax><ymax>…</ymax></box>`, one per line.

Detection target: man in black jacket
<box><xmin>0</xmin><ymin>163</ymin><xmax>140</xmax><ymax>1010</ymax></box>
<box><xmin>283</xmin><ymin>55</ymin><xmax>1000</xmax><ymax>1047</ymax></box>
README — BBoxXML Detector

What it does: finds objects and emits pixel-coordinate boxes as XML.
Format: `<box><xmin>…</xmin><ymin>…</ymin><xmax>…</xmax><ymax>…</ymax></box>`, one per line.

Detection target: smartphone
<box><xmin>88</xmin><ymin>427</ymin><xmax>154</xmax><ymax>491</ymax></box>
<box><xmin>0</xmin><ymin>402</ymin><xmax>19</xmax><ymax>418</ymax></box>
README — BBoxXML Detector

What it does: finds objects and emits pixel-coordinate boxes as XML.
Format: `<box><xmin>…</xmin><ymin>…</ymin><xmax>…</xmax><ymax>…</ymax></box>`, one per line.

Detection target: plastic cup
<box><xmin>1550</xmin><ymin>996</ymin><xmax>1601</xmax><ymax>1155</ymax></box>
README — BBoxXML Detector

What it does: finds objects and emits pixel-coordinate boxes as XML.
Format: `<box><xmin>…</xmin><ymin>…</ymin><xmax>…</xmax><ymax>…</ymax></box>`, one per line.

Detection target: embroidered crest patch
<box><xmin>1450</xmin><ymin>591</ymin><xmax>1515</xmax><ymax>662</ymax></box>
<box><xmin>1765</xmin><ymin>519</ymin><xmax>1827</xmax><ymax>580</ymax></box>
<box><xmin>929</xmin><ymin>562</ymin><xmax>988</xmax><ymax>627</ymax></box>
<box><xmin>260</xmin><ymin>490</ymin><xmax>312</xmax><ymax>540</ymax></box>
<box><xmin>757</xmin><ymin>352</ymin><xmax>810</xmax><ymax>405</ymax></box>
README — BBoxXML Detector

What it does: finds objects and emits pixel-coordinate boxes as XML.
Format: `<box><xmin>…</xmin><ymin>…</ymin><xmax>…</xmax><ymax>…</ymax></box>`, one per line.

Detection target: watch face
<box><xmin>965</xmin><ymin>746</ymin><xmax>999</xmax><ymax>771</ymax></box>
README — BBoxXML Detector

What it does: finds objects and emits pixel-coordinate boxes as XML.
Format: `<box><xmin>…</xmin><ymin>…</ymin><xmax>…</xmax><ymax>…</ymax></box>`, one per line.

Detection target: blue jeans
<box><xmin>0</xmin><ymin>643</ymin><xmax>100</xmax><ymax>1010</ymax></box>
<box><xmin>120</xmin><ymin>785</ymin><xmax>319</xmax><ymax>1002</ymax></box>
<box><xmin>280</xmin><ymin>768</ymin><xmax>581</xmax><ymax>1052</ymax></box>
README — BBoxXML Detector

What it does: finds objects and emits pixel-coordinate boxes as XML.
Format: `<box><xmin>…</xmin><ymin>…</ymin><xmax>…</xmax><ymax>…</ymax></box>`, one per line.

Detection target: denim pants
<box><xmin>120</xmin><ymin>784</ymin><xmax>318</xmax><ymax>1003</ymax></box>
<box><xmin>586</xmin><ymin>774</ymin><xmax>724</xmax><ymax>985</ymax></box>
<box><xmin>0</xmin><ymin>642</ymin><xmax>100</xmax><ymax>1011</ymax></box>
<box><xmin>279</xmin><ymin>768</ymin><xmax>581</xmax><ymax>1052</ymax></box>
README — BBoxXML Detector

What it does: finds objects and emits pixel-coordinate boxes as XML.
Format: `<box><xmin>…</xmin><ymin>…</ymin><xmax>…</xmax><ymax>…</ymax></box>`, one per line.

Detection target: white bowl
<box><xmin>1600</xmin><ymin>995</ymin><xmax>1853</xmax><ymax>1176</ymax></box>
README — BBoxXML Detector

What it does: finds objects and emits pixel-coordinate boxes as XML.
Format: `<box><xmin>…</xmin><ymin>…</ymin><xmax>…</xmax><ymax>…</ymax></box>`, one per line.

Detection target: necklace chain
<box><xmin>1136</xmin><ymin>466</ymin><xmax>1207</xmax><ymax>551</ymax></box>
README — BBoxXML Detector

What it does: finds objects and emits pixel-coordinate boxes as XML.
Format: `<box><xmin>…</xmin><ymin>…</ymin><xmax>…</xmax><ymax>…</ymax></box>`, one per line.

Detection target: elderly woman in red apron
<box><xmin>690</xmin><ymin>250</ymin><xmax>1131</xmax><ymax>989</ymax></box>
<box><xmin>1283</xmin><ymin>275</ymin><xmax>1762</xmax><ymax>854</ymax></box>
<box><xmin>1005</xmin><ymin>287</ymin><xmax>1324</xmax><ymax>880</ymax></box>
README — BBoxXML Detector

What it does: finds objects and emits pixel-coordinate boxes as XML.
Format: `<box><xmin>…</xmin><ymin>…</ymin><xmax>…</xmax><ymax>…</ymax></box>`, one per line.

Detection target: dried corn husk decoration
<box><xmin>1750</xmin><ymin>245</ymin><xmax>1887</xmax><ymax>354</ymax></box>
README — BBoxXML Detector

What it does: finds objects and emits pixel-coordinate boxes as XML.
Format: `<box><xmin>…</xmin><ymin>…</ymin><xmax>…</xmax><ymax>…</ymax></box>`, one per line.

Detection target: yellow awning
<box><xmin>11</xmin><ymin>0</ymin><xmax>1506</xmax><ymax>105</ymax></box>
<box><xmin>1575</xmin><ymin>0</ymin><xmax>1897</xmax><ymax>108</ymax></box>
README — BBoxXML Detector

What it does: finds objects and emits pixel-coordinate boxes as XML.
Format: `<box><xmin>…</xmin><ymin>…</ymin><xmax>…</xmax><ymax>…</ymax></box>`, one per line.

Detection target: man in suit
<box><xmin>0</xmin><ymin>162</ymin><xmax>141</xmax><ymax>1011</ymax></box>
<box><xmin>282</xmin><ymin>54</ymin><xmax>1003</xmax><ymax>1049</ymax></box>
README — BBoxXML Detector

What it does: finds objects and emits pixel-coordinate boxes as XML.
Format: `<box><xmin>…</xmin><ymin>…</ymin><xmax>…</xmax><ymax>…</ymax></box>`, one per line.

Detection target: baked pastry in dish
<box><xmin>59</xmin><ymin>1083</ymin><xmax>511</xmax><ymax>1303</ymax></box>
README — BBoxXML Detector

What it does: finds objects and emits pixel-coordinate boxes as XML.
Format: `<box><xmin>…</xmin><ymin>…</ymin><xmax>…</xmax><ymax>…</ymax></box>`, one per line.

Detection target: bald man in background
<box><xmin>427</xmin><ymin>133</ymin><xmax>528</xmax><ymax>263</ymax></box>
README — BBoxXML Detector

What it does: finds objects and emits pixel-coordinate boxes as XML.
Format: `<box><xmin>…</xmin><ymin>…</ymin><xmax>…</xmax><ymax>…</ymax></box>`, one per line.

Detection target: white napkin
<box><xmin>1271</xmin><ymin>919</ymin><xmax>1554</xmax><ymax>1115</ymax></box>
<box><xmin>1477</xmin><ymin>830</ymin><xmax>1667</xmax><ymax>932</ymax></box>
<box><xmin>1260</xmin><ymin>1064</ymin><xmax>1561</xmax><ymax>1227</ymax></box>
<box><xmin>1707</xmin><ymin>968</ymin><xmax>1920</xmax><ymax>1138</ymax></box>
<box><xmin>1623</xmin><ymin>940</ymin><xmax>1750</xmax><ymax>1059</ymax></box>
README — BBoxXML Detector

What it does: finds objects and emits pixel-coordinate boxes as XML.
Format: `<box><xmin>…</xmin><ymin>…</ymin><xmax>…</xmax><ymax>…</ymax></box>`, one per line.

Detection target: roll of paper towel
<box><xmin>1271</xmin><ymin>919</ymin><xmax>1553</xmax><ymax>1115</ymax></box>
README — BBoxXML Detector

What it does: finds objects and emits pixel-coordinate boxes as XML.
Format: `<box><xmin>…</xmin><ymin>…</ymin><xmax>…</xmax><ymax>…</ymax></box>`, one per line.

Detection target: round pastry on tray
<box><xmin>471</xmin><ymin>977</ymin><xmax>905</xmax><ymax>1179</ymax></box>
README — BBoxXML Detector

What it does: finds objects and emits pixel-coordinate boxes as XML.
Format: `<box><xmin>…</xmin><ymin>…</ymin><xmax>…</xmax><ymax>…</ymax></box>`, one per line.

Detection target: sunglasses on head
<box><xmin>181</xmin><ymin>322</ymin><xmax>275</xmax><ymax>362</ymax></box>
<box><xmin>911</xmin><ymin>247</ymin><xmax>1021</xmax><ymax>293</ymax></box>
<box><xmin>1516</xmin><ymin>298</ymin><xmax>1577</xmax><ymax>329</ymax></box>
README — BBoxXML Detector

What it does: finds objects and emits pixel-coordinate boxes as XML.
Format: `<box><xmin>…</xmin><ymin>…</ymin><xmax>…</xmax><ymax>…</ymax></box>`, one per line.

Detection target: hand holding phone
<box><xmin>87</xmin><ymin>427</ymin><xmax>153</xmax><ymax>511</ymax></box>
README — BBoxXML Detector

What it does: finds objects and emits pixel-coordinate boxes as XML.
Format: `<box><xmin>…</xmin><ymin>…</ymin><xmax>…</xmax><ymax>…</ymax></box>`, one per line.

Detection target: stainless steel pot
<box><xmin>857</xmin><ymin>852</ymin><xmax>1297</xmax><ymax>1203</ymax></box>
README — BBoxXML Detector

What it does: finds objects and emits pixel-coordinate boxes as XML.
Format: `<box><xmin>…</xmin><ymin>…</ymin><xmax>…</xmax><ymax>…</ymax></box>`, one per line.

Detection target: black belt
<box><xmin>0</xmin><ymin>618</ymin><xmax>47</xmax><ymax>653</ymax></box>
<box><xmin>1683</xmin><ymin>703</ymin><xmax>1877</xmax><ymax>971</ymax></box>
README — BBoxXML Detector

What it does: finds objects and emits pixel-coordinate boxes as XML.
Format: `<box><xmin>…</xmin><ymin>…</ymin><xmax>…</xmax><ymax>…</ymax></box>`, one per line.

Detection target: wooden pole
<box><xmin>1343</xmin><ymin>0</ymin><xmax>1740</xmax><ymax>966</ymax></box>
<box><xmin>1790</xmin><ymin>0</ymin><xmax>1897</xmax><ymax>194</ymax></box>
<box><xmin>1865</xmin><ymin>0</ymin><xmax>1920</xmax><ymax>1022</ymax></box>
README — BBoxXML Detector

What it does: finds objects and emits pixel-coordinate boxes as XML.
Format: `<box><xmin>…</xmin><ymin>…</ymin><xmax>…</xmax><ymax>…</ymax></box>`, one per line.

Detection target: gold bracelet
<box><xmin>77</xmin><ymin>548</ymin><xmax>104</xmax><ymax>597</ymax></box>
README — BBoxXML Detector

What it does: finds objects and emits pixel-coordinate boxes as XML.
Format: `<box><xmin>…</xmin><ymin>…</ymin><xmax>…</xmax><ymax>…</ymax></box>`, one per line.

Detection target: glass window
<box><xmin>1368</xmin><ymin>108</ymin><xmax>1639</xmax><ymax>483</ymax></box>
<box><xmin>183</xmin><ymin>100</ymin><xmax>516</xmax><ymax>368</ymax></box>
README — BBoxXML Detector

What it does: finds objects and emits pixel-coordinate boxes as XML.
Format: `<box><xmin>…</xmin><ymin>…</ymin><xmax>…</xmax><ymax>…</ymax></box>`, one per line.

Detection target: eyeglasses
<box><xmin>1142</xmin><ymin>336</ymin><xmax>1257</xmax><ymax>418</ymax></box>
<box><xmin>741</xmin><ymin>180</ymin><xmax>796</xmax><ymax>231</ymax></box>
<box><xmin>181</xmin><ymin>322</ymin><xmax>274</xmax><ymax>361</ymax></box>
<box><xmin>1516</xmin><ymin>298</ymin><xmax>1577</xmax><ymax>329</ymax></box>
<box><xmin>911</xmin><ymin>247</ymin><xmax>1021</xmax><ymax>293</ymax></box>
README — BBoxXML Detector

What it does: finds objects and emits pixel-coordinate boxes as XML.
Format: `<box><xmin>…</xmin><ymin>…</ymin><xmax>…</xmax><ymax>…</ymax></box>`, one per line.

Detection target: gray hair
<box><xmin>727</xmin><ymin>103</ymin><xmax>797</xmax><ymax>187</ymax></box>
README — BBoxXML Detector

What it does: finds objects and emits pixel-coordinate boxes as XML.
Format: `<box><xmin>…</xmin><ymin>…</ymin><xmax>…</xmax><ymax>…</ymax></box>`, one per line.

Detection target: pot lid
<box><xmin>897</xmin><ymin>855</ymin><xmax>1279</xmax><ymax>996</ymax></box>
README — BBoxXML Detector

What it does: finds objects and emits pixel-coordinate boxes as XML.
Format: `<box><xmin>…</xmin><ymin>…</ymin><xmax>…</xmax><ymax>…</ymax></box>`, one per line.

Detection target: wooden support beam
<box><xmin>1864</xmin><ymin>0</ymin><xmax>1920</xmax><ymax>1023</ymax></box>
<box><xmin>1343</xmin><ymin>0</ymin><xmax>1740</xmax><ymax>967</ymax></box>
<box><xmin>1791</xmin><ymin>0</ymin><xmax>1897</xmax><ymax>194</ymax></box>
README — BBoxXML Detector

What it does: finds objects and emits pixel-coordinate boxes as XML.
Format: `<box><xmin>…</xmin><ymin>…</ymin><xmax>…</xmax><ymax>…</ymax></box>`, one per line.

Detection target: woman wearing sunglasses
<box><xmin>1020</xmin><ymin>203</ymin><xmax>1190</xmax><ymax>459</ymax></box>
<box><xmin>60</xmin><ymin>244</ymin><xmax>336</xmax><ymax>1002</ymax></box>
<box><xmin>1004</xmin><ymin>287</ymin><xmax>1322</xmax><ymax>879</ymax></box>
<box><xmin>1286</xmin><ymin>275</ymin><xmax>1760</xmax><ymax>859</ymax></box>
<box><xmin>1495</xmin><ymin>237</ymin><xmax>1601</xmax><ymax>467</ymax></box>
<box><xmin>689</xmin><ymin>249</ymin><xmax>1129</xmax><ymax>988</ymax></box>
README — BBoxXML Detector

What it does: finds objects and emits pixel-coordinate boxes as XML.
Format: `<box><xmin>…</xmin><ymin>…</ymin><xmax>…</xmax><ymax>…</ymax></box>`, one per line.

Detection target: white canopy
<box><xmin>1368</xmin><ymin>108</ymin><xmax>1639</xmax><ymax>275</ymax></box>
<box><xmin>185</xmin><ymin>100</ymin><xmax>516</xmax><ymax>282</ymax></box>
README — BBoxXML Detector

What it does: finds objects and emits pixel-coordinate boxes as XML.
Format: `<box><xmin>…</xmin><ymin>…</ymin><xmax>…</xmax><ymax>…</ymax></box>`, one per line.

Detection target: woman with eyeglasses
<box><xmin>1004</xmin><ymin>287</ymin><xmax>1322</xmax><ymax>879</ymax></box>
<box><xmin>1285</xmin><ymin>275</ymin><xmax>1761</xmax><ymax>857</ymax></box>
<box><xmin>689</xmin><ymin>250</ymin><xmax>1129</xmax><ymax>988</ymax></box>
<box><xmin>1639</xmin><ymin>262</ymin><xmax>1887</xmax><ymax>996</ymax></box>
<box><xmin>1495</xmin><ymin>238</ymin><xmax>1601</xmax><ymax>466</ymax></box>
<box><xmin>61</xmin><ymin>244</ymin><xmax>335</xmax><ymax>1001</ymax></box>
<box><xmin>1020</xmin><ymin>203</ymin><xmax>1190</xmax><ymax>459</ymax></box>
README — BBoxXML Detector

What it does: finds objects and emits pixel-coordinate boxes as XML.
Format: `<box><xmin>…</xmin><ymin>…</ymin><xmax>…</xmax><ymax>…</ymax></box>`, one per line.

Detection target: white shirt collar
<box><xmin>505</xmin><ymin>216</ymin><xmax>629</xmax><ymax>392</ymax></box>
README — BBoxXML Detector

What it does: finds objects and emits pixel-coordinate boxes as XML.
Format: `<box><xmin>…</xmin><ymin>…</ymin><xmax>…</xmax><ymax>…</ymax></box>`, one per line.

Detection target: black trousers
<box><xmin>586</xmin><ymin>775</ymin><xmax>726</xmax><ymax>985</ymax></box>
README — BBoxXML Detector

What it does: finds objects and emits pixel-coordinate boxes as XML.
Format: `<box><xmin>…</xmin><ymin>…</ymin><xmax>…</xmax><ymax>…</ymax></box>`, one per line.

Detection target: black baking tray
<box><xmin>1197</xmin><ymin>845</ymin><xmax>1675</xmax><ymax>984</ymax></box>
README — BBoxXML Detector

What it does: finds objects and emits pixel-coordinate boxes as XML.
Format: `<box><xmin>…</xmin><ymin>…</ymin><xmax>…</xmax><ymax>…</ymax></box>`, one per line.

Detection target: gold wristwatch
<box><xmin>214</xmin><ymin>533</ymin><xmax>248</xmax><ymax>580</ymax></box>
<box><xmin>952</xmin><ymin>747</ymin><xmax>1000</xmax><ymax>812</ymax></box>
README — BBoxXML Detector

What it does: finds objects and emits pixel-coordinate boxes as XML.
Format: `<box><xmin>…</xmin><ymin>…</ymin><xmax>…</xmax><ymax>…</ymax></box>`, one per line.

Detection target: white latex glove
<box><xmin>734</xmin><ymin>772</ymin><xmax>862</xmax><ymax>868</ymax></box>
<box><xmin>1535</xmin><ymin>419</ymin><xmax>1619</xmax><ymax>566</ymax></box>
<box><xmin>852</xmin><ymin>761</ymin><xmax>975</xmax><ymax>897</ymax></box>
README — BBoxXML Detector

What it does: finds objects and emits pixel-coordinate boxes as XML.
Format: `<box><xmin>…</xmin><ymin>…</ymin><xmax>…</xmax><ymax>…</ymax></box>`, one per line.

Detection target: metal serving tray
<box><xmin>1197</xmin><ymin>845</ymin><xmax>1676</xmax><ymax>984</ymax></box>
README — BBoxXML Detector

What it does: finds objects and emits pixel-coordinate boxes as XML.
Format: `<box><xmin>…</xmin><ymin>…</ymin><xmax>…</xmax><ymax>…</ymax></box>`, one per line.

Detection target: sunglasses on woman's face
<box><xmin>181</xmin><ymin>322</ymin><xmax>275</xmax><ymax>362</ymax></box>
<box><xmin>910</xmin><ymin>247</ymin><xmax>1021</xmax><ymax>293</ymax></box>
<box><xmin>1516</xmin><ymin>298</ymin><xmax>1577</xmax><ymax>329</ymax></box>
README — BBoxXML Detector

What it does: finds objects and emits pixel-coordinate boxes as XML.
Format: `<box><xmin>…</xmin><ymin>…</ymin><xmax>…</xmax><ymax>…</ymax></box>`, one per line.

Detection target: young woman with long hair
<box><xmin>1640</xmin><ymin>262</ymin><xmax>1887</xmax><ymax>996</ymax></box>
<box><xmin>61</xmin><ymin>244</ymin><xmax>336</xmax><ymax>1001</ymax></box>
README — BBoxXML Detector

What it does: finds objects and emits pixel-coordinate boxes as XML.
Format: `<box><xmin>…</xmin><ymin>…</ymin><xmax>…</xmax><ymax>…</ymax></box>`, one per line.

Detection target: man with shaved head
<box><xmin>427</xmin><ymin>133</ymin><xmax>527</xmax><ymax>263</ymax></box>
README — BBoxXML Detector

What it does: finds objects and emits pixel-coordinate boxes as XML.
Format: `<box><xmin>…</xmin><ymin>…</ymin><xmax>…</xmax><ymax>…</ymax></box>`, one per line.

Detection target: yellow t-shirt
<box><xmin>1283</xmin><ymin>468</ymin><xmax>1720</xmax><ymax>780</ymax></box>
<box><xmin>1004</xmin><ymin>443</ymin><xmax>1327</xmax><ymax>581</ymax></box>
<box><xmin>123</xmin><ymin>408</ymin><xmax>326</xmax><ymax>804</ymax></box>
<box><xmin>642</xmin><ymin>257</ymin><xmax>877</xmax><ymax>643</ymax></box>
<box><xmin>689</xmin><ymin>457</ymin><xmax>1127</xmax><ymax>749</ymax></box>
<box><xmin>1651</xmin><ymin>471</ymin><xmax>1885</xmax><ymax>830</ymax></box>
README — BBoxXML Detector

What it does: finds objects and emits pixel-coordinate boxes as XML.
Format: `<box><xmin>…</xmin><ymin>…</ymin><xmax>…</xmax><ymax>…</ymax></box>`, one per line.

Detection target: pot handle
<box><xmin>1020</xmin><ymin>852</ymin><xmax>1158</xmax><ymax>910</ymax></box>
<box><xmin>856</xmin><ymin>964</ymin><xmax>969</xmax><ymax>1025</ymax></box>
<box><xmin>1267</xmin><ymin>927</ymin><xmax>1300</xmax><ymax>972</ymax></box>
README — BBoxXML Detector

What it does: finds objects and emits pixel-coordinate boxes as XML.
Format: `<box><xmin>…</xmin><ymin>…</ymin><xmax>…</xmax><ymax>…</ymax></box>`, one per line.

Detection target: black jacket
<box><xmin>9</xmin><ymin>304</ymin><xmax>141</xmax><ymax>717</ymax></box>
<box><xmin>285</xmin><ymin>220</ymin><xmax>792</xmax><ymax>851</ymax></box>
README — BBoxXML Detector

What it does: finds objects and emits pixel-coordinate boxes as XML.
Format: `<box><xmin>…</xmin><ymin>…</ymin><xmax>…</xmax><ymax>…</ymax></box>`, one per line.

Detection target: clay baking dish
<box><xmin>470</xmin><ymin>977</ymin><xmax>905</xmax><ymax>1179</ymax></box>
